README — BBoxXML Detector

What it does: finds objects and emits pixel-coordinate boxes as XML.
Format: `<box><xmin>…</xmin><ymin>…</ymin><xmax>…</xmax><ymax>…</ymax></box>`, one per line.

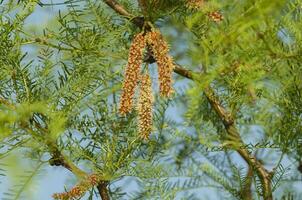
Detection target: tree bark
<box><xmin>97</xmin><ymin>181</ymin><xmax>110</xmax><ymax>200</ymax></box>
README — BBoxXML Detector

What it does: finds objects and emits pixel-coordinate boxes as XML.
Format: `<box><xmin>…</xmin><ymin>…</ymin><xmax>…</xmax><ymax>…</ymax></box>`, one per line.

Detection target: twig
<box><xmin>33</xmin><ymin>38</ymin><xmax>75</xmax><ymax>51</ymax></box>
<box><xmin>102</xmin><ymin>0</ymin><xmax>145</xmax><ymax>28</ymax></box>
<box><xmin>103</xmin><ymin>0</ymin><xmax>133</xmax><ymax>18</ymax></box>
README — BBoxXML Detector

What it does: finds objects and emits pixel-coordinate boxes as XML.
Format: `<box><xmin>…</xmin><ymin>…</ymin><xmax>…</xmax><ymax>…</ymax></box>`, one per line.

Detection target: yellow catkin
<box><xmin>146</xmin><ymin>30</ymin><xmax>174</xmax><ymax>97</ymax></box>
<box><xmin>119</xmin><ymin>33</ymin><xmax>146</xmax><ymax>115</ymax></box>
<box><xmin>137</xmin><ymin>73</ymin><xmax>153</xmax><ymax>139</ymax></box>
<box><xmin>53</xmin><ymin>174</ymin><xmax>101</xmax><ymax>200</ymax></box>
<box><xmin>208</xmin><ymin>11</ymin><xmax>224</xmax><ymax>22</ymax></box>
<box><xmin>186</xmin><ymin>0</ymin><xmax>204</xmax><ymax>9</ymax></box>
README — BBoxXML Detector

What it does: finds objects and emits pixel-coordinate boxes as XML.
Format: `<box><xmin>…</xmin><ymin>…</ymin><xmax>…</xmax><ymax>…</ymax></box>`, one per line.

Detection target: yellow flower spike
<box><xmin>186</xmin><ymin>0</ymin><xmax>204</xmax><ymax>9</ymax></box>
<box><xmin>53</xmin><ymin>174</ymin><xmax>101</xmax><ymax>200</ymax></box>
<box><xmin>145</xmin><ymin>30</ymin><xmax>174</xmax><ymax>97</ymax></box>
<box><xmin>119</xmin><ymin>32</ymin><xmax>146</xmax><ymax>115</ymax></box>
<box><xmin>137</xmin><ymin>73</ymin><xmax>153</xmax><ymax>139</ymax></box>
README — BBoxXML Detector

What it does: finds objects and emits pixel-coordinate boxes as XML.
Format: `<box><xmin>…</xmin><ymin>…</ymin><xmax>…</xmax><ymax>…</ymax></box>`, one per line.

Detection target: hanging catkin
<box><xmin>146</xmin><ymin>30</ymin><xmax>174</xmax><ymax>97</ymax></box>
<box><xmin>53</xmin><ymin>174</ymin><xmax>100</xmax><ymax>200</ymax></box>
<box><xmin>186</xmin><ymin>0</ymin><xmax>204</xmax><ymax>9</ymax></box>
<box><xmin>119</xmin><ymin>29</ymin><xmax>175</xmax><ymax>139</ymax></box>
<box><xmin>208</xmin><ymin>11</ymin><xmax>224</xmax><ymax>22</ymax></box>
<box><xmin>119</xmin><ymin>33</ymin><xmax>146</xmax><ymax>115</ymax></box>
<box><xmin>137</xmin><ymin>73</ymin><xmax>153</xmax><ymax>139</ymax></box>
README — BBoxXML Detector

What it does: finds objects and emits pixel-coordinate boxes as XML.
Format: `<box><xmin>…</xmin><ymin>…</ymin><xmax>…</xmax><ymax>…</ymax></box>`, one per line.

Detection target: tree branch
<box><xmin>103</xmin><ymin>0</ymin><xmax>133</xmax><ymax>18</ymax></box>
<box><xmin>102</xmin><ymin>1</ymin><xmax>273</xmax><ymax>199</ymax></box>
<box><xmin>240</xmin><ymin>166</ymin><xmax>253</xmax><ymax>200</ymax></box>
<box><xmin>34</xmin><ymin>122</ymin><xmax>110</xmax><ymax>200</ymax></box>
<box><xmin>174</xmin><ymin>66</ymin><xmax>273</xmax><ymax>199</ymax></box>
<box><xmin>97</xmin><ymin>181</ymin><xmax>110</xmax><ymax>200</ymax></box>
<box><xmin>102</xmin><ymin>0</ymin><xmax>145</xmax><ymax>28</ymax></box>
<box><xmin>0</xmin><ymin>97</ymin><xmax>109</xmax><ymax>200</ymax></box>
<box><xmin>49</xmin><ymin>140</ymin><xmax>109</xmax><ymax>200</ymax></box>
<box><xmin>34</xmin><ymin>121</ymin><xmax>110</xmax><ymax>200</ymax></box>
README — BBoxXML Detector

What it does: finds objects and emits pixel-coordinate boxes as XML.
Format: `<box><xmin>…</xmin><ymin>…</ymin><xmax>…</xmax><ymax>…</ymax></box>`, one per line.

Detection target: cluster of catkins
<box><xmin>53</xmin><ymin>174</ymin><xmax>100</xmax><ymax>200</ymax></box>
<box><xmin>119</xmin><ymin>29</ymin><xmax>174</xmax><ymax>139</ymax></box>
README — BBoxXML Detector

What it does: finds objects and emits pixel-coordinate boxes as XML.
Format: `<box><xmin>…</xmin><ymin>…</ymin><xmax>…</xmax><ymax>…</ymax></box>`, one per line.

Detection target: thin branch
<box><xmin>47</xmin><ymin>141</ymin><xmax>87</xmax><ymax>178</ymax></box>
<box><xmin>21</xmin><ymin>37</ymin><xmax>76</xmax><ymax>52</ymax></box>
<box><xmin>102</xmin><ymin>1</ymin><xmax>273</xmax><ymax>199</ymax></box>
<box><xmin>0</xmin><ymin>97</ymin><xmax>16</xmax><ymax>109</ymax></box>
<box><xmin>174</xmin><ymin>64</ymin><xmax>194</xmax><ymax>79</ymax></box>
<box><xmin>103</xmin><ymin>0</ymin><xmax>133</xmax><ymax>18</ymax></box>
<box><xmin>102</xmin><ymin>0</ymin><xmax>145</xmax><ymax>28</ymax></box>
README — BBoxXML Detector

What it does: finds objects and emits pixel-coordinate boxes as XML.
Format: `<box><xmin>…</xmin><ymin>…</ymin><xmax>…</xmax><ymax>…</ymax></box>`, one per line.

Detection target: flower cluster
<box><xmin>137</xmin><ymin>74</ymin><xmax>153</xmax><ymax>139</ymax></box>
<box><xmin>186</xmin><ymin>0</ymin><xmax>204</xmax><ymax>9</ymax></box>
<box><xmin>53</xmin><ymin>174</ymin><xmax>101</xmax><ymax>200</ymax></box>
<box><xmin>119</xmin><ymin>33</ymin><xmax>146</xmax><ymax>115</ymax></box>
<box><xmin>119</xmin><ymin>29</ymin><xmax>174</xmax><ymax>139</ymax></box>
<box><xmin>208</xmin><ymin>11</ymin><xmax>224</xmax><ymax>22</ymax></box>
<box><xmin>145</xmin><ymin>30</ymin><xmax>174</xmax><ymax>97</ymax></box>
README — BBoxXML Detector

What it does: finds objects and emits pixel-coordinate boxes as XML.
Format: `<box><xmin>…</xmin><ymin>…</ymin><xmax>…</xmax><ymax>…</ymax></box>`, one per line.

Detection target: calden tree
<box><xmin>0</xmin><ymin>0</ymin><xmax>302</xmax><ymax>199</ymax></box>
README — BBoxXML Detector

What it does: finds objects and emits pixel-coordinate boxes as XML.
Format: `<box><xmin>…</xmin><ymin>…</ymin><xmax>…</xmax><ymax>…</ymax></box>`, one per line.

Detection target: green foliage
<box><xmin>1</xmin><ymin>0</ymin><xmax>302</xmax><ymax>199</ymax></box>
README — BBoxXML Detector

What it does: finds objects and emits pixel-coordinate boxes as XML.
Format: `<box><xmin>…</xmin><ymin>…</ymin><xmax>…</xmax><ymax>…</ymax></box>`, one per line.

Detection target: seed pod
<box><xmin>119</xmin><ymin>33</ymin><xmax>146</xmax><ymax>115</ymax></box>
<box><xmin>137</xmin><ymin>73</ymin><xmax>153</xmax><ymax>139</ymax></box>
<box><xmin>146</xmin><ymin>30</ymin><xmax>174</xmax><ymax>97</ymax></box>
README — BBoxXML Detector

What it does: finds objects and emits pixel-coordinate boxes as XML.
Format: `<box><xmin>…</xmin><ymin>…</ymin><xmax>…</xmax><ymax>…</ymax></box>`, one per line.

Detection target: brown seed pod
<box><xmin>119</xmin><ymin>32</ymin><xmax>146</xmax><ymax>115</ymax></box>
<box><xmin>137</xmin><ymin>73</ymin><xmax>153</xmax><ymax>139</ymax></box>
<box><xmin>146</xmin><ymin>30</ymin><xmax>174</xmax><ymax>97</ymax></box>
